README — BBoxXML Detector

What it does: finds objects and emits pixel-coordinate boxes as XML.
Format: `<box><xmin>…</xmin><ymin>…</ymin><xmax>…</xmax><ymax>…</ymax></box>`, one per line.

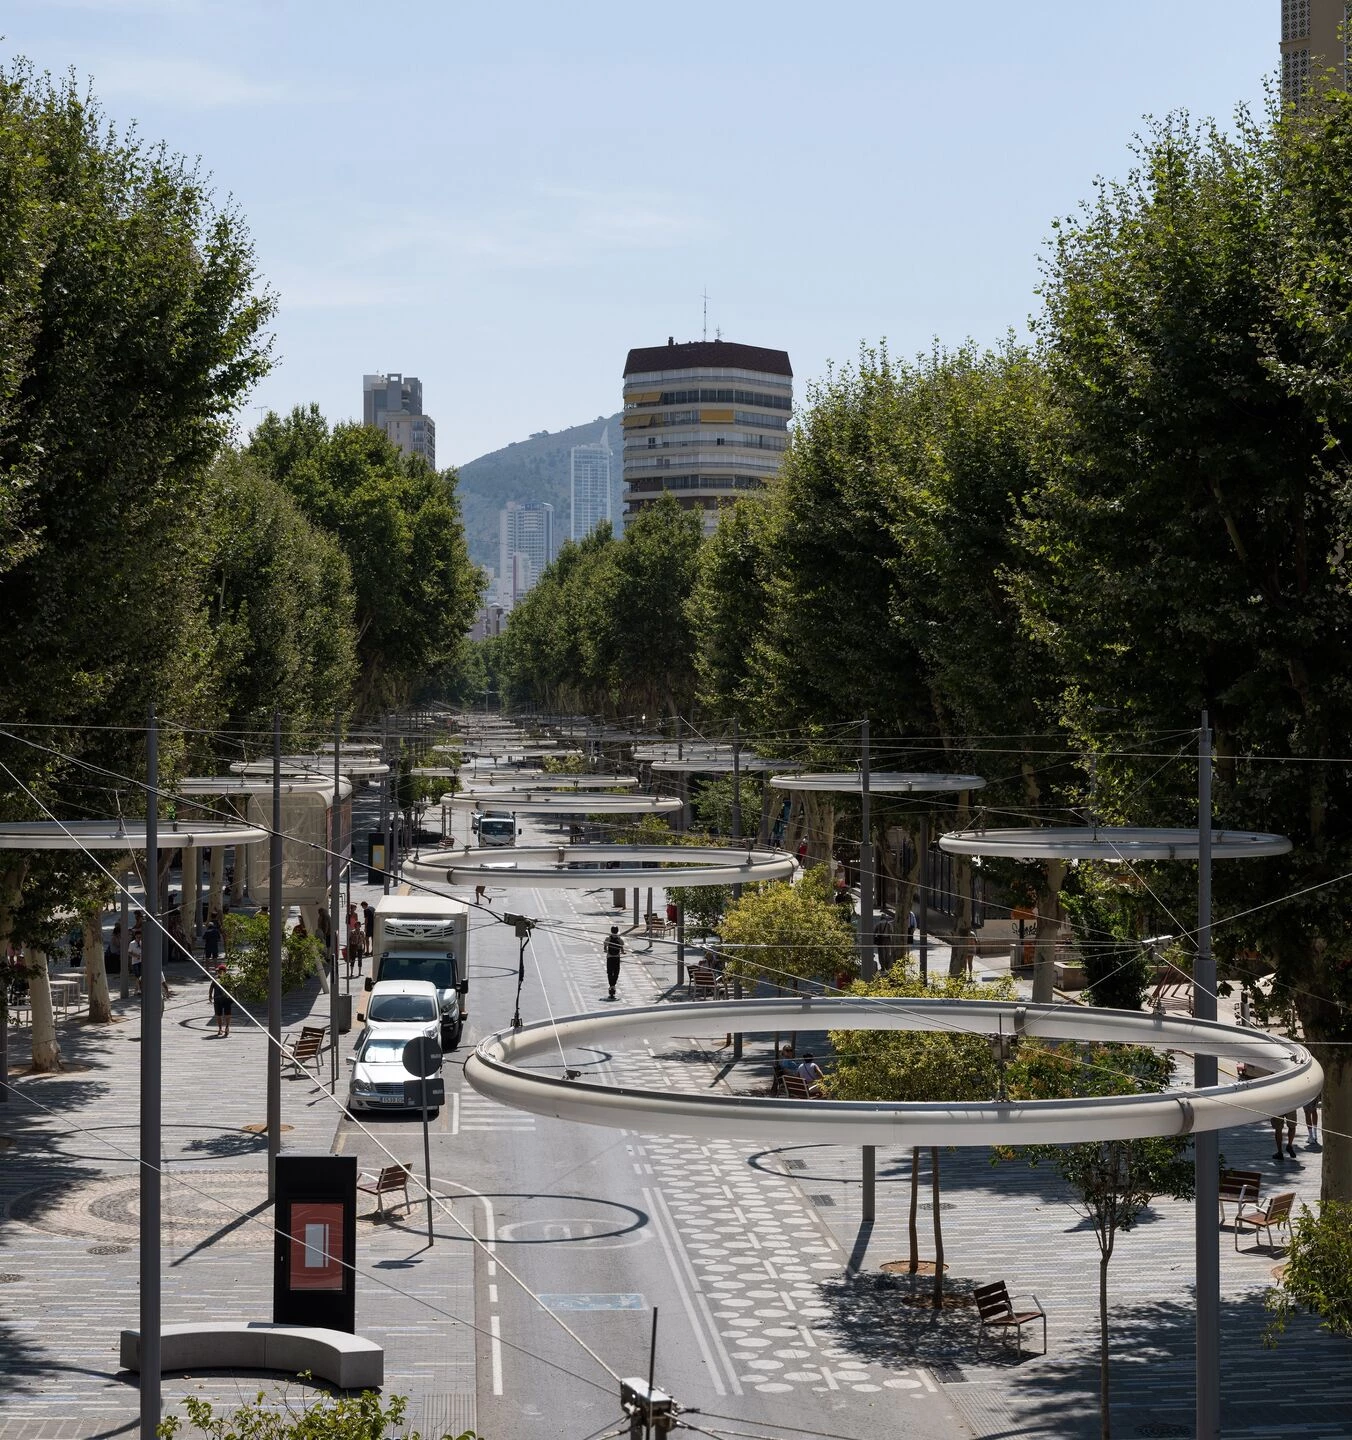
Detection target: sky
<box><xmin>3</xmin><ymin>1</ymin><xmax>1277</xmax><ymax>467</ymax></box>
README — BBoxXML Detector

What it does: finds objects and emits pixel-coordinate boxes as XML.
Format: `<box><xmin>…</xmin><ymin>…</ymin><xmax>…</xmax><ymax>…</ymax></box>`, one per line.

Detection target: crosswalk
<box><xmin>455</xmin><ymin>1091</ymin><xmax>536</xmax><ymax>1133</ymax></box>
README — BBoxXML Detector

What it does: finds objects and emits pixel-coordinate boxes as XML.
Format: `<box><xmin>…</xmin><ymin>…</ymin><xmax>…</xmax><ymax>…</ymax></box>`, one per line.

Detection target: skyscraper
<box><xmin>499</xmin><ymin>501</ymin><xmax>554</xmax><ymax>602</ymax></box>
<box><xmin>621</xmin><ymin>338</ymin><xmax>792</xmax><ymax>535</ymax></box>
<box><xmin>1280</xmin><ymin>0</ymin><xmax>1348</xmax><ymax>107</ymax></box>
<box><xmin>362</xmin><ymin>372</ymin><xmax>437</xmax><ymax>468</ymax></box>
<box><xmin>570</xmin><ymin>426</ymin><xmax>613</xmax><ymax>540</ymax></box>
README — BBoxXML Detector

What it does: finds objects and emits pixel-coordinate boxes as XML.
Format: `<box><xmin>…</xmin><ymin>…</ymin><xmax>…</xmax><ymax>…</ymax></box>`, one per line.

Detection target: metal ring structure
<box><xmin>466</xmin><ymin>998</ymin><xmax>1322</xmax><ymax>1147</ymax></box>
<box><xmin>441</xmin><ymin>775</ymin><xmax>640</xmax><ymax>791</ymax></box>
<box><xmin>938</xmin><ymin>826</ymin><xmax>1292</xmax><ymax>861</ymax></box>
<box><xmin>230</xmin><ymin>755</ymin><xmax>389</xmax><ymax>778</ymax></box>
<box><xmin>446</xmin><ymin>793</ymin><xmax>682</xmax><ymax>816</ymax></box>
<box><xmin>770</xmin><ymin>771</ymin><xmax>987</xmax><ymax>793</ymax></box>
<box><xmin>0</xmin><ymin>820</ymin><xmax>270</xmax><ymax>851</ymax></box>
<box><xmin>176</xmin><ymin>775</ymin><xmax>352</xmax><ymax>798</ymax></box>
<box><xmin>403</xmin><ymin>843</ymin><xmax>796</xmax><ymax>888</ymax></box>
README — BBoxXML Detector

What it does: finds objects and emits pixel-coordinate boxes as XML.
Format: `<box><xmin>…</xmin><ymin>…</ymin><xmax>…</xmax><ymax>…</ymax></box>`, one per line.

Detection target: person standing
<box><xmin>203</xmin><ymin>915</ymin><xmax>222</xmax><ymax>963</ymax></box>
<box><xmin>604</xmin><ymin>926</ymin><xmax>624</xmax><ymax>1000</ymax></box>
<box><xmin>346</xmin><ymin>904</ymin><xmax>363</xmax><ymax>977</ymax></box>
<box><xmin>362</xmin><ymin>901</ymin><xmax>375</xmax><ymax>956</ymax></box>
<box><xmin>208</xmin><ymin>964</ymin><xmax>232</xmax><ymax>1037</ymax></box>
<box><xmin>1304</xmin><ymin>1093</ymin><xmax>1321</xmax><ymax>1147</ymax></box>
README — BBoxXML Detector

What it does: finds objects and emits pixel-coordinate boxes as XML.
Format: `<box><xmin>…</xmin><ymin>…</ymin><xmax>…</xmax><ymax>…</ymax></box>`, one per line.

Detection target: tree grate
<box><xmin>807</xmin><ymin>1193</ymin><xmax>836</xmax><ymax>1207</ymax></box>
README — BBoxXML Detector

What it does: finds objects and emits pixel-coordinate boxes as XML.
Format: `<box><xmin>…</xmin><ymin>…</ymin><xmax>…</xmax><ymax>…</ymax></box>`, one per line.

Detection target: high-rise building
<box><xmin>362</xmin><ymin>372</ymin><xmax>437</xmax><ymax>468</ymax></box>
<box><xmin>1280</xmin><ymin>1</ymin><xmax>1348</xmax><ymax>107</ymax></box>
<box><xmin>621</xmin><ymin>338</ymin><xmax>792</xmax><ymax>534</ymax></box>
<box><xmin>570</xmin><ymin>426</ymin><xmax>613</xmax><ymax>540</ymax></box>
<box><xmin>499</xmin><ymin>501</ymin><xmax>554</xmax><ymax>602</ymax></box>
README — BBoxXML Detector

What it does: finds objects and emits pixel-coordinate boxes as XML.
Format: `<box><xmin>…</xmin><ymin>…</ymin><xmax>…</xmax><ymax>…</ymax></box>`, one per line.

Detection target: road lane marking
<box><xmin>489</xmin><ymin>1314</ymin><xmax>503</xmax><ymax>1395</ymax></box>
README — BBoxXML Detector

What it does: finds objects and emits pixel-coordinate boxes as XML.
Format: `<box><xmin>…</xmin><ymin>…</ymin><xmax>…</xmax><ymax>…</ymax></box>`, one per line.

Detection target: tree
<box><xmin>1009</xmin><ymin>1043</ymin><xmax>1194</xmax><ymax>1439</ymax></box>
<box><xmin>221</xmin><ymin>913</ymin><xmax>319</xmax><ymax>1005</ymax></box>
<box><xmin>249</xmin><ymin>409</ymin><xmax>480</xmax><ymax>715</ymax></box>
<box><xmin>1014</xmin><ymin>97</ymin><xmax>1352</xmax><ymax>1203</ymax></box>
<box><xmin>828</xmin><ymin>969</ymin><xmax>1014</xmax><ymax>1305</ymax></box>
<box><xmin>718</xmin><ymin>868</ymin><xmax>856</xmax><ymax>989</ymax></box>
<box><xmin>689</xmin><ymin>498</ymin><xmax>771</xmax><ymax>715</ymax></box>
<box><xmin>1265</xmin><ymin>1198</ymin><xmax>1352</xmax><ymax>1345</ymax></box>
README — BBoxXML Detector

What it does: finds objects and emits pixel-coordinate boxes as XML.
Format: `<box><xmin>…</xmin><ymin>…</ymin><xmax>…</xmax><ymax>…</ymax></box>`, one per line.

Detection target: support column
<box><xmin>1195</xmin><ymin>712</ymin><xmax>1219</xmax><ymax>1440</ymax></box>
<box><xmin>208</xmin><ymin>846</ymin><xmax>224</xmax><ymax>925</ymax></box>
<box><xmin>139</xmin><ymin>709</ymin><xmax>161</xmax><ymax>1440</ymax></box>
<box><xmin>859</xmin><ymin>717</ymin><xmax>874</xmax><ymax>978</ymax></box>
<box><xmin>330</xmin><ymin>715</ymin><xmax>342</xmax><ymax>1091</ymax></box>
<box><xmin>267</xmin><ymin>710</ymin><xmax>283</xmax><ymax>1199</ymax></box>
<box><xmin>676</xmin><ymin>904</ymin><xmax>685</xmax><ymax>990</ymax></box>
<box><xmin>862</xmin><ymin>1146</ymin><xmax>876</xmax><ymax>1223</ymax></box>
<box><xmin>918</xmin><ymin>813</ymin><xmax>929</xmax><ymax>983</ymax></box>
<box><xmin>119</xmin><ymin>882</ymin><xmax>131</xmax><ymax>1001</ymax></box>
<box><xmin>183</xmin><ymin>846</ymin><xmax>200</xmax><ymax>943</ymax></box>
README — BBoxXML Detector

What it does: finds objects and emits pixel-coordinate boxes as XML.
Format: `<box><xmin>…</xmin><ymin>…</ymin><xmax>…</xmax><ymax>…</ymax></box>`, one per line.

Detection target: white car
<box><xmin>347</xmin><ymin>1022</ymin><xmax>441</xmax><ymax>1113</ymax></box>
<box><xmin>362</xmin><ymin>979</ymin><xmax>440</xmax><ymax>1040</ymax></box>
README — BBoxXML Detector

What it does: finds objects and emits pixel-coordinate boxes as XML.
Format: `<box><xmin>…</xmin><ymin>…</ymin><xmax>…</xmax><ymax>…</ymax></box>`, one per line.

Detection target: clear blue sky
<box><xmin>4</xmin><ymin>1</ymin><xmax>1276</xmax><ymax>466</ymax></box>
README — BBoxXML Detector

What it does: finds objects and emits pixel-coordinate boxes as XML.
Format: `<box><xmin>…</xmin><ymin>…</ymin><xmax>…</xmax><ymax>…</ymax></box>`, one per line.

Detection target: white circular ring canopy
<box><xmin>0</xmin><ymin>820</ymin><xmax>270</xmax><ymax>851</ymax></box>
<box><xmin>939</xmin><ymin>827</ymin><xmax>1292</xmax><ymax>861</ymax></box>
<box><xmin>176</xmin><ymin>776</ymin><xmax>352</xmax><ymax>798</ymax></box>
<box><xmin>404</xmin><ymin>843</ymin><xmax>796</xmax><ymax>888</ymax></box>
<box><xmin>448</xmin><ymin>793</ymin><xmax>681</xmax><ymax>815</ymax></box>
<box><xmin>466</xmin><ymin>998</ymin><xmax>1322</xmax><ymax>1146</ymax></box>
<box><xmin>446</xmin><ymin>775</ymin><xmax>640</xmax><ymax>791</ymax></box>
<box><xmin>230</xmin><ymin>755</ymin><xmax>389</xmax><ymax>778</ymax></box>
<box><xmin>649</xmin><ymin>757</ymin><xmax>787</xmax><ymax>773</ymax></box>
<box><xmin>771</xmin><ymin>771</ymin><xmax>986</xmax><ymax>794</ymax></box>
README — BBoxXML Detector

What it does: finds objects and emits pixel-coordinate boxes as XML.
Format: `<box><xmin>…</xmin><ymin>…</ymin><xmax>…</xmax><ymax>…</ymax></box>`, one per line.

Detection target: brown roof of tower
<box><xmin>624</xmin><ymin>339</ymin><xmax>792</xmax><ymax>378</ymax></box>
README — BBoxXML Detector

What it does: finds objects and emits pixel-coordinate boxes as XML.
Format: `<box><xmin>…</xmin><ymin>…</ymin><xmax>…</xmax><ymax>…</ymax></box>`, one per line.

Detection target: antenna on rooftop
<box><xmin>702</xmin><ymin>287</ymin><xmax>710</xmax><ymax>342</ymax></box>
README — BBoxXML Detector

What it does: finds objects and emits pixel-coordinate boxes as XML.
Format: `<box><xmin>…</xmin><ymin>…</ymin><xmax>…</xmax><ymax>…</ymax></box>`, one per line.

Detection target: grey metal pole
<box><xmin>331</xmin><ymin>715</ymin><xmax>342</xmax><ymax>1090</ymax></box>
<box><xmin>268</xmin><ymin>710</ymin><xmax>283</xmax><ymax>1199</ymax></box>
<box><xmin>390</xmin><ymin>743</ymin><xmax>401</xmax><ymax>893</ymax></box>
<box><xmin>1195</xmin><ymin>711</ymin><xmax>1219</xmax><ymax>1440</ymax></box>
<box><xmin>862</xmin><ymin>1145</ymin><xmax>876</xmax><ymax>1223</ymax></box>
<box><xmin>381</xmin><ymin>721</ymin><xmax>391</xmax><ymax>895</ymax></box>
<box><xmin>119</xmin><ymin>881</ymin><xmax>130</xmax><ymax>1001</ymax></box>
<box><xmin>859</xmin><ymin>717</ymin><xmax>874</xmax><ymax>979</ymax></box>
<box><xmin>918</xmin><ymin>813</ymin><xmax>929</xmax><ymax>983</ymax></box>
<box><xmin>731</xmin><ymin>716</ymin><xmax>742</xmax><ymax>840</ymax></box>
<box><xmin>139</xmin><ymin>708</ymin><xmax>161</xmax><ymax>1440</ymax></box>
<box><xmin>676</xmin><ymin>904</ymin><xmax>685</xmax><ymax>990</ymax></box>
<box><xmin>421</xmin><ymin>1069</ymin><xmax>434</xmax><ymax>1246</ymax></box>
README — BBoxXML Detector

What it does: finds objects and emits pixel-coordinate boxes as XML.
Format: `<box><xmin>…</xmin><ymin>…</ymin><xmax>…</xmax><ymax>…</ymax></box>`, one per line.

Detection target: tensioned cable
<box><xmin>0</xmin><ymin>758</ymin><xmax>623</xmax><ymax>1388</ymax></box>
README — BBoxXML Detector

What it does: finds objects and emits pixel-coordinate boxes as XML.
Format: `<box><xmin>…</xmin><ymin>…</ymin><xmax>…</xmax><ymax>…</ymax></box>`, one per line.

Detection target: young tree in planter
<box><xmin>1007</xmin><ymin>1043</ymin><xmax>1194</xmax><ymax>1440</ymax></box>
<box><xmin>158</xmin><ymin>1386</ymin><xmax>474</xmax><ymax>1439</ymax></box>
<box><xmin>1265</xmin><ymin>1199</ymin><xmax>1352</xmax><ymax>1345</ymax></box>
<box><xmin>828</xmin><ymin>969</ymin><xmax>1014</xmax><ymax>1306</ymax></box>
<box><xmin>718</xmin><ymin>868</ymin><xmax>855</xmax><ymax>992</ymax></box>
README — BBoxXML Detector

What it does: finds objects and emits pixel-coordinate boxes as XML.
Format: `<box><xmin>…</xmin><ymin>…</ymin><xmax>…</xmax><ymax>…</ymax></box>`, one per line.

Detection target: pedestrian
<box><xmin>475</xmin><ymin>882</ymin><xmax>487</xmax><ymax>905</ymax></box>
<box><xmin>346</xmin><ymin>904</ymin><xmax>363</xmax><ymax>976</ymax></box>
<box><xmin>796</xmin><ymin>838</ymin><xmax>808</xmax><ymax>867</ymax></box>
<box><xmin>203</xmin><ymin>915</ymin><xmax>222</xmax><ymax>963</ymax></box>
<box><xmin>362</xmin><ymin>901</ymin><xmax>375</xmax><ymax>953</ymax></box>
<box><xmin>129</xmin><ymin>927</ymin><xmax>143</xmax><ymax>992</ymax></box>
<box><xmin>1270</xmin><ymin>1112</ymin><xmax>1287</xmax><ymax>1162</ymax></box>
<box><xmin>604</xmin><ymin>925</ymin><xmax>624</xmax><ymax>1000</ymax></box>
<box><xmin>1304</xmin><ymin>1093</ymin><xmax>1321</xmax><ymax>1147</ymax></box>
<box><xmin>797</xmin><ymin>1052</ymin><xmax>826</xmax><ymax>1096</ymax></box>
<box><xmin>1285</xmin><ymin>1110</ymin><xmax>1299</xmax><ymax>1159</ymax></box>
<box><xmin>294</xmin><ymin>914</ymin><xmax>308</xmax><ymax>939</ymax></box>
<box><xmin>208</xmin><ymin>964</ymin><xmax>232</xmax><ymax>1037</ymax></box>
<box><xmin>907</xmin><ymin>908</ymin><xmax>918</xmax><ymax>946</ymax></box>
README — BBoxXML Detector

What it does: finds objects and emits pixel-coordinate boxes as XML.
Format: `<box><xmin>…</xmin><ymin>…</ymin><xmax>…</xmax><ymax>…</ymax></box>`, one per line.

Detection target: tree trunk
<box><xmin>82</xmin><ymin>907</ymin><xmax>112</xmax><ymax>1024</ymax></box>
<box><xmin>931</xmin><ymin>1147</ymin><xmax>945</xmax><ymax>1308</ymax></box>
<box><xmin>1032</xmin><ymin>859</ymin><xmax>1067</xmax><ymax>1004</ymax></box>
<box><xmin>1315</xmin><ymin>1046</ymin><xmax>1352</xmax><ymax>1204</ymax></box>
<box><xmin>1099</xmin><ymin>1248</ymin><xmax>1112</xmax><ymax>1440</ymax></box>
<box><xmin>908</xmin><ymin>1146</ymin><xmax>920</xmax><ymax>1272</ymax></box>
<box><xmin>26</xmin><ymin>948</ymin><xmax>61</xmax><ymax>1072</ymax></box>
<box><xmin>0</xmin><ymin>861</ymin><xmax>29</xmax><ymax>1104</ymax></box>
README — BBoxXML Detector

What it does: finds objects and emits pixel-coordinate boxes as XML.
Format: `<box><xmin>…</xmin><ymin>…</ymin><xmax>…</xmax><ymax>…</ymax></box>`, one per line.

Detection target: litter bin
<box><xmin>612</xmin><ymin>888</ymin><xmax>626</xmax><ymax>909</ymax></box>
<box><xmin>336</xmin><ymin>993</ymin><xmax>353</xmax><ymax>1034</ymax></box>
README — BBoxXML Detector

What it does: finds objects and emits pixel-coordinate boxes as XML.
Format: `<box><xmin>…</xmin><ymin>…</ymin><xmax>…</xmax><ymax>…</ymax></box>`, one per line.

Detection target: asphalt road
<box><xmin>336</xmin><ymin>815</ymin><xmax>968</xmax><ymax>1440</ymax></box>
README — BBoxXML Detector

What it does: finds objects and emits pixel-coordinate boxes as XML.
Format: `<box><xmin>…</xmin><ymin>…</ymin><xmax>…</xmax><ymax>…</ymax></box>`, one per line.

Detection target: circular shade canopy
<box><xmin>447</xmin><ymin>793</ymin><xmax>681</xmax><ymax>816</ymax></box>
<box><xmin>770</xmin><ymin>771</ymin><xmax>986</xmax><ymax>794</ymax></box>
<box><xmin>649</xmin><ymin>755</ymin><xmax>788</xmax><ymax>774</ymax></box>
<box><xmin>467</xmin><ymin>998</ymin><xmax>1321</xmax><ymax>1147</ymax></box>
<box><xmin>0</xmin><ymin>820</ymin><xmax>270</xmax><ymax>851</ymax></box>
<box><xmin>444</xmin><ymin>775</ymin><xmax>640</xmax><ymax>791</ymax></box>
<box><xmin>176</xmin><ymin>775</ymin><xmax>352</xmax><ymax>799</ymax></box>
<box><xmin>405</xmin><ymin>843</ymin><xmax>796</xmax><ymax>888</ymax></box>
<box><xmin>938</xmin><ymin>826</ymin><xmax>1291</xmax><ymax>861</ymax></box>
<box><xmin>230</xmin><ymin>755</ymin><xmax>389</xmax><ymax>778</ymax></box>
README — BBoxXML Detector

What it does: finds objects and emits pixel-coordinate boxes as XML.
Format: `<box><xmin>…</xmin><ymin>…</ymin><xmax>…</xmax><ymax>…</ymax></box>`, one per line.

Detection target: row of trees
<box><xmin>0</xmin><ymin>62</ymin><xmax>480</xmax><ymax>1067</ymax></box>
<box><xmin>496</xmin><ymin>92</ymin><xmax>1352</xmax><ymax>1212</ymax></box>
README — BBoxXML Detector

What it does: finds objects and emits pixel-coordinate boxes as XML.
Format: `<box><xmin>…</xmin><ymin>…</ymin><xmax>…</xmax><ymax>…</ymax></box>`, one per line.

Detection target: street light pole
<box><xmin>859</xmin><ymin>716</ymin><xmax>874</xmax><ymax>979</ymax></box>
<box><xmin>1195</xmin><ymin>710</ymin><xmax>1219</xmax><ymax>1440</ymax></box>
<box><xmin>139</xmin><ymin>707</ymin><xmax>161</xmax><ymax>1440</ymax></box>
<box><xmin>267</xmin><ymin>710</ymin><xmax>282</xmax><ymax>1198</ymax></box>
<box><xmin>330</xmin><ymin>713</ymin><xmax>342</xmax><ymax>1090</ymax></box>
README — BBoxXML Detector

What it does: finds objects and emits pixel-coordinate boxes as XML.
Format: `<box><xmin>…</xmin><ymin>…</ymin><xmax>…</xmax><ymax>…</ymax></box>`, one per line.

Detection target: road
<box><xmin>335</xmin><ymin>813</ymin><xmax>969</xmax><ymax>1440</ymax></box>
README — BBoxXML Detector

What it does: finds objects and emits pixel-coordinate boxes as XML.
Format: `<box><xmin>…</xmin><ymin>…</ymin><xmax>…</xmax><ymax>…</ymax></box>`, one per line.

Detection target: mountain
<box><xmin>455</xmin><ymin>412</ymin><xmax>623</xmax><ymax>573</ymax></box>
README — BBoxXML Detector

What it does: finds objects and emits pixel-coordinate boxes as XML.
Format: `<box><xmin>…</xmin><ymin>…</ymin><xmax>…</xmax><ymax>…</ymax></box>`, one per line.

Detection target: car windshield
<box><xmin>379</xmin><ymin>957</ymin><xmax>454</xmax><ymax>989</ymax></box>
<box><xmin>481</xmin><ymin>819</ymin><xmax>513</xmax><ymax>834</ymax></box>
<box><xmin>359</xmin><ymin>1035</ymin><xmax>412</xmax><ymax>1064</ymax></box>
<box><xmin>367</xmin><ymin>994</ymin><xmax>435</xmax><ymax>1022</ymax></box>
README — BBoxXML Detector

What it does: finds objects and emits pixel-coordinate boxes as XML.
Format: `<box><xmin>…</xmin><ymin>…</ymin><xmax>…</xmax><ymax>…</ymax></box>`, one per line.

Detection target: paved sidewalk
<box><xmin>0</xmin><ymin>920</ymin><xmax>475</xmax><ymax>1439</ymax></box>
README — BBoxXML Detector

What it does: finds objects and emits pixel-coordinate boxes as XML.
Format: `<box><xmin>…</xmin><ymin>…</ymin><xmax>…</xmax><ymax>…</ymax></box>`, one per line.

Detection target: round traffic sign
<box><xmin>402</xmin><ymin>1036</ymin><xmax>443</xmax><ymax>1078</ymax></box>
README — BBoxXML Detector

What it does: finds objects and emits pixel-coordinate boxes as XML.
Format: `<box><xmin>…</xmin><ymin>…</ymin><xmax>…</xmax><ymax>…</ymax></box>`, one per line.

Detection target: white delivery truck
<box><xmin>365</xmin><ymin>894</ymin><xmax>469</xmax><ymax>1049</ymax></box>
<box><xmin>477</xmin><ymin>809</ymin><xmax>518</xmax><ymax>847</ymax></box>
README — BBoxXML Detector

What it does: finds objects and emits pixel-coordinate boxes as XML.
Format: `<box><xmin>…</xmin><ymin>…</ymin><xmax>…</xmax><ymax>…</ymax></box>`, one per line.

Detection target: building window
<box><xmin>1282</xmin><ymin>0</ymin><xmax>1310</xmax><ymax>42</ymax></box>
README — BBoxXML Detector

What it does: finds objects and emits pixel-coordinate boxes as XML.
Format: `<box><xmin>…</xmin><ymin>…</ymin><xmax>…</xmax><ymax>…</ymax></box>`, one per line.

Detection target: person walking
<box><xmin>362</xmin><ymin>901</ymin><xmax>375</xmax><ymax>955</ymax></box>
<box><xmin>604</xmin><ymin>926</ymin><xmax>624</xmax><ymax>1000</ymax></box>
<box><xmin>203</xmin><ymin>915</ymin><xmax>222</xmax><ymax>964</ymax></box>
<box><xmin>346</xmin><ymin>904</ymin><xmax>363</xmax><ymax>977</ymax></box>
<box><xmin>1304</xmin><ymin>1093</ymin><xmax>1321</xmax><ymax>1148</ymax></box>
<box><xmin>1285</xmin><ymin>1110</ymin><xmax>1299</xmax><ymax>1159</ymax></box>
<box><xmin>208</xmin><ymin>964</ymin><xmax>232</xmax><ymax>1037</ymax></box>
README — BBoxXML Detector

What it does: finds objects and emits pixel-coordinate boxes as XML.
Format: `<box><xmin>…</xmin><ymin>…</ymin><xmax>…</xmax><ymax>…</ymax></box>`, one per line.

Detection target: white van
<box><xmin>365</xmin><ymin>895</ymin><xmax>469</xmax><ymax>1049</ymax></box>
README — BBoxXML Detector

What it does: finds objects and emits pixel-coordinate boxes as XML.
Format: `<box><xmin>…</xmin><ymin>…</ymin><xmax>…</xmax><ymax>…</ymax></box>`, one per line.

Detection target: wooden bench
<box><xmin>779</xmin><ymin>1072</ymin><xmax>813</xmax><ymax>1100</ymax></box>
<box><xmin>1219</xmin><ymin>1168</ymin><xmax>1263</xmax><ymax>1224</ymax></box>
<box><xmin>973</xmin><ymin>1281</ymin><xmax>1046</xmax><ymax>1358</ymax></box>
<box><xmin>357</xmin><ymin>1163</ymin><xmax>412</xmax><ymax>1218</ymax></box>
<box><xmin>1234</xmin><ymin>1191</ymin><xmax>1296</xmax><ymax>1252</ymax></box>
<box><xmin>687</xmin><ymin>964</ymin><xmax>727</xmax><ymax>1000</ymax></box>
<box><xmin>284</xmin><ymin>1024</ymin><xmax>329</xmax><ymax>1081</ymax></box>
<box><xmin>645</xmin><ymin>913</ymin><xmax>673</xmax><ymax>939</ymax></box>
<box><xmin>120</xmin><ymin>1322</ymin><xmax>382</xmax><ymax>1389</ymax></box>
